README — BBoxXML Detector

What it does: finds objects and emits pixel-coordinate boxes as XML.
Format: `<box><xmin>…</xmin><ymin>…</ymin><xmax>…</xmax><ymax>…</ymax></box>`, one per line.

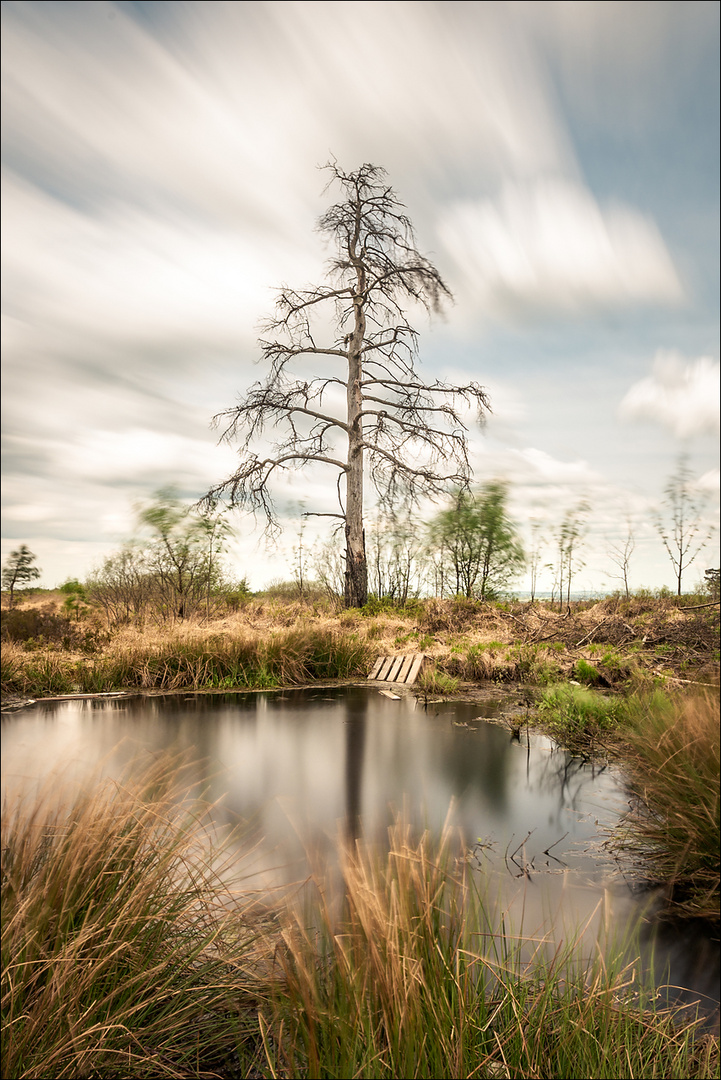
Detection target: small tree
<box><xmin>427</xmin><ymin>482</ymin><xmax>524</xmax><ymax>600</ymax></box>
<box><xmin>607</xmin><ymin>517</ymin><xmax>636</xmax><ymax>599</ymax></box>
<box><xmin>195</xmin><ymin>500</ymin><xmax>234</xmax><ymax>618</ymax></box>
<box><xmin>554</xmin><ymin>502</ymin><xmax>588</xmax><ymax>611</ymax></box>
<box><xmin>311</xmin><ymin>535</ymin><xmax>346</xmax><ymax>604</ymax></box>
<box><xmin>139</xmin><ymin>493</ymin><xmax>232</xmax><ymax>621</ymax></box>
<box><xmin>703</xmin><ymin>568</ymin><xmax>720</xmax><ymax>601</ymax></box>
<box><xmin>87</xmin><ymin>494</ymin><xmax>235</xmax><ymax>626</ymax></box>
<box><xmin>205</xmin><ymin>162</ymin><xmax>490</xmax><ymax>608</ymax></box>
<box><xmin>86</xmin><ymin>546</ymin><xmax>151</xmax><ymax>626</ymax></box>
<box><xmin>526</xmin><ymin>519</ymin><xmax>545</xmax><ymax>603</ymax></box>
<box><xmin>2</xmin><ymin>545</ymin><xmax>40</xmax><ymax>608</ymax></box>
<box><xmin>367</xmin><ymin>507</ymin><xmax>425</xmax><ymax>604</ymax></box>
<box><xmin>59</xmin><ymin>578</ymin><xmax>87</xmax><ymax>621</ymax></box>
<box><xmin>655</xmin><ymin>457</ymin><xmax>713</xmax><ymax>596</ymax></box>
<box><xmin>289</xmin><ymin>502</ymin><xmax>310</xmax><ymax>600</ymax></box>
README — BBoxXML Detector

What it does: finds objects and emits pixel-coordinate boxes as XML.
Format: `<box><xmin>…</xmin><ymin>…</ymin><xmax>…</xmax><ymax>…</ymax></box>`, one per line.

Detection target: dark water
<box><xmin>2</xmin><ymin>685</ymin><xmax>718</xmax><ymax>1019</ymax></box>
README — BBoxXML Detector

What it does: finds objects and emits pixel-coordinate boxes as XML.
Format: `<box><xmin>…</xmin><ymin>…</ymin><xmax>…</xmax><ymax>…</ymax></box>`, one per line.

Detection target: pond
<box><xmin>2</xmin><ymin>685</ymin><xmax>718</xmax><ymax>1020</ymax></box>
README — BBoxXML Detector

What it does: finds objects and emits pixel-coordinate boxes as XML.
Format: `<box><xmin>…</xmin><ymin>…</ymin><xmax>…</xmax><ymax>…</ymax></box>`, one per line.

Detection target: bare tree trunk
<box><xmin>344</xmin><ymin>211</ymin><xmax>368</xmax><ymax>608</ymax></box>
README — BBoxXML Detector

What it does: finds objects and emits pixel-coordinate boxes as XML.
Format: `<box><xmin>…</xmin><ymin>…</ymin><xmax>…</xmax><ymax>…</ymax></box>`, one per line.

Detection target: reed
<box><xmin>614</xmin><ymin>689</ymin><xmax>720</xmax><ymax>921</ymax></box>
<box><xmin>1</xmin><ymin>626</ymin><xmax>374</xmax><ymax>697</ymax></box>
<box><xmin>2</xmin><ymin>766</ymin><xmax>716</xmax><ymax>1079</ymax></box>
<box><xmin>1</xmin><ymin>756</ymin><xmax>269</xmax><ymax>1080</ymax></box>
<box><xmin>268</xmin><ymin>823</ymin><xmax>716</xmax><ymax>1079</ymax></box>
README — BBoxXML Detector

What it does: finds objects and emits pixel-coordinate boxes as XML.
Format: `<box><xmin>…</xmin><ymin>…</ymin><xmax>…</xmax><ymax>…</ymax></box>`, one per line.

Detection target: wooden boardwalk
<box><xmin>367</xmin><ymin>653</ymin><xmax>427</xmax><ymax>686</ymax></box>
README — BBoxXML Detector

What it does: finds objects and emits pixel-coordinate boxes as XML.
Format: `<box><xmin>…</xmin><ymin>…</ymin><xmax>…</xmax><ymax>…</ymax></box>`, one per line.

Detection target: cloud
<box><xmin>618</xmin><ymin>352</ymin><xmax>720</xmax><ymax>438</ymax></box>
<box><xmin>527</xmin><ymin>0</ymin><xmax>720</xmax><ymax>137</ymax></box>
<box><xmin>1</xmin><ymin>1</ymin><xmax>717</xmax><ymax>594</ymax></box>
<box><xmin>1</xmin><ymin>170</ymin><xmax>313</xmax><ymax>358</ymax></box>
<box><xmin>696</xmin><ymin>468</ymin><xmax>720</xmax><ymax>493</ymax></box>
<box><xmin>438</xmin><ymin>177</ymin><xmax>683</xmax><ymax>317</ymax></box>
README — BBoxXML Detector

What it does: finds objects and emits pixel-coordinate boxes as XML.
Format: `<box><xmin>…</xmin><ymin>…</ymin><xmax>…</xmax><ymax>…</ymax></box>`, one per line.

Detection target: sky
<box><xmin>2</xmin><ymin>0</ymin><xmax>719</xmax><ymax>595</ymax></box>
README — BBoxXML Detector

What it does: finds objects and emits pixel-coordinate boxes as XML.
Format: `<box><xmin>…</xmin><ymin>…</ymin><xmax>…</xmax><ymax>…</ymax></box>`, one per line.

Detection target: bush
<box><xmin>1</xmin><ymin>607</ymin><xmax>73</xmax><ymax>645</ymax></box>
<box><xmin>537</xmin><ymin>683</ymin><xmax>622</xmax><ymax>747</ymax></box>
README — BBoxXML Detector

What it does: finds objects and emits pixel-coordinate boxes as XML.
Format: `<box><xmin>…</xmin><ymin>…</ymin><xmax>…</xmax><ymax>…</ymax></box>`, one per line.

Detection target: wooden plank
<box><xmin>368</xmin><ymin>655</ymin><xmax>385</xmax><ymax>680</ymax></box>
<box><xmin>405</xmin><ymin>653</ymin><xmax>426</xmax><ymax>685</ymax></box>
<box><xmin>376</xmin><ymin>656</ymin><xmax>394</xmax><ymax>681</ymax></box>
<box><xmin>396</xmin><ymin>655</ymin><xmax>414</xmax><ymax>683</ymax></box>
<box><xmin>369</xmin><ymin>653</ymin><xmax>426</xmax><ymax>684</ymax></box>
<box><xmin>386</xmin><ymin>656</ymin><xmax>405</xmax><ymax>682</ymax></box>
<box><xmin>383</xmin><ymin>656</ymin><xmax>400</xmax><ymax>681</ymax></box>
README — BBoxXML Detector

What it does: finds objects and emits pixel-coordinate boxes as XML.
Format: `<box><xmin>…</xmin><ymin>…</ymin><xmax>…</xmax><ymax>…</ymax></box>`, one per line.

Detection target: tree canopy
<box><xmin>2</xmin><ymin>545</ymin><xmax>41</xmax><ymax>608</ymax></box>
<box><xmin>427</xmin><ymin>482</ymin><xmax>524</xmax><ymax>600</ymax></box>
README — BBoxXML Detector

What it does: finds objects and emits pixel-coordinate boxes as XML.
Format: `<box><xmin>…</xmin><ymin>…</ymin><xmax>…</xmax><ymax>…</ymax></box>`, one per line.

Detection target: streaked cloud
<box><xmin>438</xmin><ymin>178</ymin><xmax>683</xmax><ymax>317</ymax></box>
<box><xmin>1</xmin><ymin>1</ymin><xmax>717</xmax><ymax>589</ymax></box>
<box><xmin>695</xmin><ymin>468</ymin><xmax>720</xmax><ymax>493</ymax></box>
<box><xmin>618</xmin><ymin>352</ymin><xmax>720</xmax><ymax>438</ymax></box>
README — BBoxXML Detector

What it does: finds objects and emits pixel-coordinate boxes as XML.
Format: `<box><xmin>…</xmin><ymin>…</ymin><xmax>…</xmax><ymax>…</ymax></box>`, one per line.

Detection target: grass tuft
<box><xmin>1</xmin><ymin>756</ymin><xmax>268</xmax><ymax>1080</ymax></box>
<box><xmin>268</xmin><ymin>822</ymin><xmax>717</xmax><ymax>1079</ymax></box>
<box><xmin>2</xmin><ymin>761</ymin><xmax>717</xmax><ymax>1079</ymax></box>
<box><xmin>417</xmin><ymin>667</ymin><xmax>460</xmax><ymax>695</ymax></box>
<box><xmin>537</xmin><ymin>682</ymin><xmax>623</xmax><ymax>747</ymax></box>
<box><xmin>614</xmin><ymin>689</ymin><xmax>720</xmax><ymax>921</ymax></box>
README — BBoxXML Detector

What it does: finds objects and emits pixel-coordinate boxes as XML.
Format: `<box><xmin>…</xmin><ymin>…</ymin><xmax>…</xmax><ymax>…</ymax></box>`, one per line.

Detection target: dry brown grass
<box><xmin>1</xmin><ymin>754</ymin><xmax>271</xmax><ymax>1079</ymax></box>
<box><xmin>614</xmin><ymin>688</ymin><xmax>720</xmax><ymax>921</ymax></box>
<box><xmin>2</xmin><ymin>594</ymin><xmax>718</xmax><ymax>701</ymax></box>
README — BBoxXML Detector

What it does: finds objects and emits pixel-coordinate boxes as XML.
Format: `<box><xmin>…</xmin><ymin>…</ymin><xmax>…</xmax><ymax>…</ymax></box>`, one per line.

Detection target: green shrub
<box><xmin>360</xmin><ymin>595</ymin><xmax>398</xmax><ymax>616</ymax></box>
<box><xmin>574</xmin><ymin>657</ymin><xmax>601</xmax><ymax>684</ymax></box>
<box><xmin>537</xmin><ymin>683</ymin><xmax>622</xmax><ymax>747</ymax></box>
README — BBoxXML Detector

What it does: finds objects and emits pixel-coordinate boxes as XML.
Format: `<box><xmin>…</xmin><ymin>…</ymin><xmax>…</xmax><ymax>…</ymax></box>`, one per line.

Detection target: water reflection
<box><xmin>2</xmin><ymin>686</ymin><xmax>718</xmax><ymax>1019</ymax></box>
<box><xmin>344</xmin><ymin>693</ymin><xmax>366</xmax><ymax>842</ymax></box>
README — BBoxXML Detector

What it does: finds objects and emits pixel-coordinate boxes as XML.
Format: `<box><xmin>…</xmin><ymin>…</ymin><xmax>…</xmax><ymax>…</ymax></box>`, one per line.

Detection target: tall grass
<box><xmin>614</xmin><ymin>689</ymin><xmax>720</xmax><ymax>921</ymax></box>
<box><xmin>268</xmin><ymin>823</ymin><xmax>716</xmax><ymax>1079</ymax></box>
<box><xmin>1</xmin><ymin>757</ymin><xmax>268</xmax><ymax>1080</ymax></box>
<box><xmin>535</xmin><ymin>685</ymin><xmax>720</xmax><ymax>922</ymax></box>
<box><xmin>1</xmin><ymin>626</ymin><xmax>374</xmax><ymax>697</ymax></box>
<box><xmin>2</xmin><ymin>764</ymin><xmax>717</xmax><ymax>1079</ymax></box>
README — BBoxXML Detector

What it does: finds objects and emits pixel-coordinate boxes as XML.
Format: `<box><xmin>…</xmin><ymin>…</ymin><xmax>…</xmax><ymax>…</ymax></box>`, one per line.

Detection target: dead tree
<box><xmin>205</xmin><ymin>163</ymin><xmax>490</xmax><ymax>607</ymax></box>
<box><xmin>607</xmin><ymin>517</ymin><xmax>636</xmax><ymax>599</ymax></box>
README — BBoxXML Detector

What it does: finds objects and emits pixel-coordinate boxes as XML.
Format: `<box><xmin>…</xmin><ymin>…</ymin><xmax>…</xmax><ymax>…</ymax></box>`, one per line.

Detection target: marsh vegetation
<box><xmin>2</xmin><ymin>752</ymin><xmax>718</xmax><ymax>1080</ymax></box>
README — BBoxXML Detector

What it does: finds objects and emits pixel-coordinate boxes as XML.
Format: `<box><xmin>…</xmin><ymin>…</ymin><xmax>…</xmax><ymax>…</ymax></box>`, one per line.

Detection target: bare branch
<box><xmin>205</xmin><ymin>162</ymin><xmax>491</xmax><ymax>605</ymax></box>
